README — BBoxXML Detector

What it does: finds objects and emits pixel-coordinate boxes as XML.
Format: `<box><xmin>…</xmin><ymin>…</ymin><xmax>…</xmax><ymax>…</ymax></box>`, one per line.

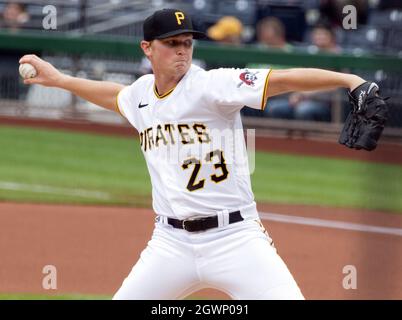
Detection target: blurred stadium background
<box><xmin>0</xmin><ymin>0</ymin><xmax>401</xmax><ymax>139</ymax></box>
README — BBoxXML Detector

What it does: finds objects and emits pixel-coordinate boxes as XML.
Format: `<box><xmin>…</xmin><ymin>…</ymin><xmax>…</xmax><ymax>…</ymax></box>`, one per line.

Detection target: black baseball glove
<box><xmin>339</xmin><ymin>81</ymin><xmax>389</xmax><ymax>151</ymax></box>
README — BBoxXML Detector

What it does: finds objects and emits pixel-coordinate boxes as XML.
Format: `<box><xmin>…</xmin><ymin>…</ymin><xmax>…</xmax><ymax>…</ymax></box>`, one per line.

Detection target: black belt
<box><xmin>167</xmin><ymin>210</ymin><xmax>243</xmax><ymax>232</ymax></box>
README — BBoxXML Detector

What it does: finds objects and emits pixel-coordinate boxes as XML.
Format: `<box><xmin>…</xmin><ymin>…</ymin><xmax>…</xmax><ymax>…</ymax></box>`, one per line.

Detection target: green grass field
<box><xmin>0</xmin><ymin>125</ymin><xmax>401</xmax><ymax>213</ymax></box>
<box><xmin>0</xmin><ymin>125</ymin><xmax>401</xmax><ymax>300</ymax></box>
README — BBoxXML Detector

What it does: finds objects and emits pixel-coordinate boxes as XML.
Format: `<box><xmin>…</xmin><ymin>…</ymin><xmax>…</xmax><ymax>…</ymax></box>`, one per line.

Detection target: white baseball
<box><xmin>19</xmin><ymin>63</ymin><xmax>37</xmax><ymax>79</ymax></box>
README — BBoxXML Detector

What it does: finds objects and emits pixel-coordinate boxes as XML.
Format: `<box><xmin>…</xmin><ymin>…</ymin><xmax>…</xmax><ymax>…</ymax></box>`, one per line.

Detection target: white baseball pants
<box><xmin>113</xmin><ymin>218</ymin><xmax>304</xmax><ymax>300</ymax></box>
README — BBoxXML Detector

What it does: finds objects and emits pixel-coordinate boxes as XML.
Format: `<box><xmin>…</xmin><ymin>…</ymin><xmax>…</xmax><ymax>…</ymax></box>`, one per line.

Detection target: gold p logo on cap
<box><xmin>175</xmin><ymin>11</ymin><xmax>185</xmax><ymax>25</ymax></box>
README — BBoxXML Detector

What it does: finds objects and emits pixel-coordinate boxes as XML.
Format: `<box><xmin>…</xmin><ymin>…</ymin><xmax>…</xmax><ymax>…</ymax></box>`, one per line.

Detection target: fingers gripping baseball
<box><xmin>19</xmin><ymin>54</ymin><xmax>64</xmax><ymax>87</ymax></box>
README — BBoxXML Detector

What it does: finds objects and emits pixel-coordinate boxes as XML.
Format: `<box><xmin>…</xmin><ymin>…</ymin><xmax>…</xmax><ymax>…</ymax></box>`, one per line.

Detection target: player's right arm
<box><xmin>19</xmin><ymin>54</ymin><xmax>124</xmax><ymax>113</ymax></box>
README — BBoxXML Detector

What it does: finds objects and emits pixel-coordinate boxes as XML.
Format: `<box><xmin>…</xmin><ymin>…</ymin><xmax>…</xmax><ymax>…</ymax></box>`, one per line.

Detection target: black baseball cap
<box><xmin>143</xmin><ymin>8</ymin><xmax>205</xmax><ymax>41</ymax></box>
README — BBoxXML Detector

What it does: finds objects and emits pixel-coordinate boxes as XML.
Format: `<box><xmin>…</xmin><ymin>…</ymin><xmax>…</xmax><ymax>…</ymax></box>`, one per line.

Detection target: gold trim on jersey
<box><xmin>115</xmin><ymin>88</ymin><xmax>126</xmax><ymax>117</ymax></box>
<box><xmin>153</xmin><ymin>84</ymin><xmax>175</xmax><ymax>99</ymax></box>
<box><xmin>261</xmin><ymin>69</ymin><xmax>273</xmax><ymax>111</ymax></box>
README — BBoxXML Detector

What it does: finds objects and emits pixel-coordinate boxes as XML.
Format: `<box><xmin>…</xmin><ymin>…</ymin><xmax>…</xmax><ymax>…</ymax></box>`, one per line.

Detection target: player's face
<box><xmin>142</xmin><ymin>34</ymin><xmax>193</xmax><ymax>78</ymax></box>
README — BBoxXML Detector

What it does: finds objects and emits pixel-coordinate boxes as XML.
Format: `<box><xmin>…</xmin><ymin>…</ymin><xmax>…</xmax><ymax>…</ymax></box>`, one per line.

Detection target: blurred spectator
<box><xmin>265</xmin><ymin>21</ymin><xmax>341</xmax><ymax>122</ymax></box>
<box><xmin>256</xmin><ymin>17</ymin><xmax>293</xmax><ymax>51</ymax></box>
<box><xmin>284</xmin><ymin>21</ymin><xmax>342</xmax><ymax>121</ymax></box>
<box><xmin>266</xmin><ymin>88</ymin><xmax>335</xmax><ymax>122</ymax></box>
<box><xmin>0</xmin><ymin>3</ymin><xmax>35</xmax><ymax>99</ymax></box>
<box><xmin>207</xmin><ymin>16</ymin><xmax>243</xmax><ymax>45</ymax></box>
<box><xmin>256</xmin><ymin>1</ymin><xmax>307</xmax><ymax>42</ymax></box>
<box><xmin>250</xmin><ymin>17</ymin><xmax>293</xmax><ymax>119</ymax></box>
<box><xmin>309</xmin><ymin>20</ymin><xmax>342</xmax><ymax>54</ymax></box>
<box><xmin>287</xmin><ymin>90</ymin><xmax>333</xmax><ymax>121</ymax></box>
<box><xmin>0</xmin><ymin>2</ymin><xmax>30</xmax><ymax>31</ymax></box>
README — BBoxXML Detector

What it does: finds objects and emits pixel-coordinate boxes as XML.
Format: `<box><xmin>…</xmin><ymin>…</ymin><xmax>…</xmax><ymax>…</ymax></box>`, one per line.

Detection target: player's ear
<box><xmin>140</xmin><ymin>40</ymin><xmax>152</xmax><ymax>58</ymax></box>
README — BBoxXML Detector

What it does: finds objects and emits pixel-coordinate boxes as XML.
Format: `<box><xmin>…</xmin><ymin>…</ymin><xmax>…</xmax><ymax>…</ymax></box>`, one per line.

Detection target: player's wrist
<box><xmin>54</xmin><ymin>73</ymin><xmax>71</xmax><ymax>88</ymax></box>
<box><xmin>347</xmin><ymin>75</ymin><xmax>366</xmax><ymax>91</ymax></box>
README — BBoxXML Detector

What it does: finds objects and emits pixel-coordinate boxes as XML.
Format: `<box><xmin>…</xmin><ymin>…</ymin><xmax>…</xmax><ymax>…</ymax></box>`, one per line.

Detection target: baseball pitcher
<box><xmin>19</xmin><ymin>8</ymin><xmax>388</xmax><ymax>300</ymax></box>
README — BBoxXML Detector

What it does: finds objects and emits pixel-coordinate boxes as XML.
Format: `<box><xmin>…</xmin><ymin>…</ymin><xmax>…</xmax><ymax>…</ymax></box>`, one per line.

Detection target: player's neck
<box><xmin>154</xmin><ymin>72</ymin><xmax>185</xmax><ymax>97</ymax></box>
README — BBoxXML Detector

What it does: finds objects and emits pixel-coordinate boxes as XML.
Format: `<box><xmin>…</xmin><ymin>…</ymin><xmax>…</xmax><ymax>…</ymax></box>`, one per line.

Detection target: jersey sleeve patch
<box><xmin>237</xmin><ymin>70</ymin><xmax>260</xmax><ymax>88</ymax></box>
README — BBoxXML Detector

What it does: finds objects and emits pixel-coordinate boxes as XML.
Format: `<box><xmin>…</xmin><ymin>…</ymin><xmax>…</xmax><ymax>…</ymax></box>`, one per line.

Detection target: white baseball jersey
<box><xmin>117</xmin><ymin>64</ymin><xmax>272</xmax><ymax>220</ymax></box>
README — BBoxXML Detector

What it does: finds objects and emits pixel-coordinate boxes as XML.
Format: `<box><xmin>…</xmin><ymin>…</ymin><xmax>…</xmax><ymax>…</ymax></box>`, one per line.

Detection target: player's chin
<box><xmin>173</xmin><ymin>62</ymin><xmax>190</xmax><ymax>74</ymax></box>
<box><xmin>175</xmin><ymin>60</ymin><xmax>188</xmax><ymax>67</ymax></box>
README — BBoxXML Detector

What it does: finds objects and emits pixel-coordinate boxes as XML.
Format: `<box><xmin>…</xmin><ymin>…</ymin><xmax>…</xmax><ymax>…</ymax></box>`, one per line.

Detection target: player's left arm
<box><xmin>266</xmin><ymin>68</ymin><xmax>365</xmax><ymax>97</ymax></box>
<box><xmin>267</xmin><ymin>68</ymin><xmax>390</xmax><ymax>151</ymax></box>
